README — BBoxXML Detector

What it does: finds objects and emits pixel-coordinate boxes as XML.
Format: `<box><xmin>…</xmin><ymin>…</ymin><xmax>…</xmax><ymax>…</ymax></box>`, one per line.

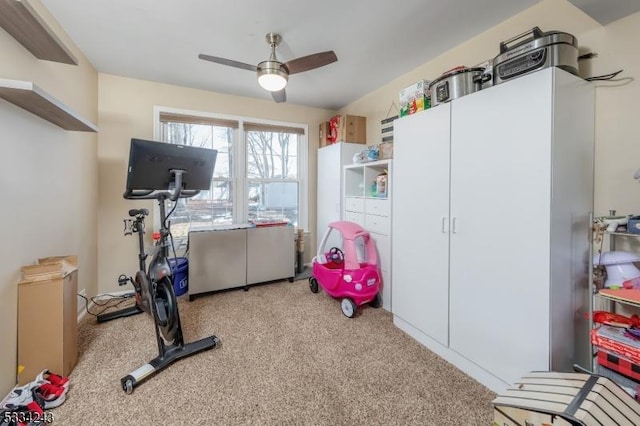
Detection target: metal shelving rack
<box><xmin>579</xmin><ymin>212</ymin><xmax>640</xmax><ymax>389</ymax></box>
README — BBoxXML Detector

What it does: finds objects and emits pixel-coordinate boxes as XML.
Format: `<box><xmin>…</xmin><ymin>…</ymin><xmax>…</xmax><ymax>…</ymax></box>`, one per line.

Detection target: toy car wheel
<box><xmin>309</xmin><ymin>277</ymin><xmax>319</xmax><ymax>293</ymax></box>
<box><xmin>370</xmin><ymin>292</ymin><xmax>382</xmax><ymax>308</ymax></box>
<box><xmin>341</xmin><ymin>298</ymin><xmax>357</xmax><ymax>318</ymax></box>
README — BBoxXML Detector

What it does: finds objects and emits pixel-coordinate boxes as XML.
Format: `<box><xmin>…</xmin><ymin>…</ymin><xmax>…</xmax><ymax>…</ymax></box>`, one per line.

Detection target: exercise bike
<box><xmin>115</xmin><ymin>173</ymin><xmax>221</xmax><ymax>394</ymax></box>
<box><xmin>105</xmin><ymin>138</ymin><xmax>221</xmax><ymax>394</ymax></box>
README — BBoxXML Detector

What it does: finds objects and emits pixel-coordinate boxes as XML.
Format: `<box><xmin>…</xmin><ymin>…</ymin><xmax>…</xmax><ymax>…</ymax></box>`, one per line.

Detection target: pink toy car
<box><xmin>309</xmin><ymin>220</ymin><xmax>382</xmax><ymax>318</ymax></box>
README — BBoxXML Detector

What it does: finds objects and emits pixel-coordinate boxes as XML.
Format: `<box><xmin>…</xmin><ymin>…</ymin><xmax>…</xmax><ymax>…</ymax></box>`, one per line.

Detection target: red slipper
<box><xmin>35</xmin><ymin>369</ymin><xmax>69</xmax><ymax>391</ymax></box>
<box><xmin>32</xmin><ymin>383</ymin><xmax>66</xmax><ymax>409</ymax></box>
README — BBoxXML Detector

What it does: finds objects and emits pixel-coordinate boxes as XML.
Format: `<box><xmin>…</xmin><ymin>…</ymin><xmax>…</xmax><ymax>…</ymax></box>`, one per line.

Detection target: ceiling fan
<box><xmin>198</xmin><ymin>32</ymin><xmax>338</xmax><ymax>103</ymax></box>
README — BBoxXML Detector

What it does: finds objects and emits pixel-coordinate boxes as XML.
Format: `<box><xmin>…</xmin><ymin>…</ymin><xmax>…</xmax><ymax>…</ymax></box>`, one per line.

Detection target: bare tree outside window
<box><xmin>246</xmin><ymin>130</ymin><xmax>299</xmax><ymax>226</ymax></box>
<box><xmin>159</xmin><ymin>117</ymin><xmax>303</xmax><ymax>243</ymax></box>
<box><xmin>161</xmin><ymin>122</ymin><xmax>234</xmax><ymax>242</ymax></box>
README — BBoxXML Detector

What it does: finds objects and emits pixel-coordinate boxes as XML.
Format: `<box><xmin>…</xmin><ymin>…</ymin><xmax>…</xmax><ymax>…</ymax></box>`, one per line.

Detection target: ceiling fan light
<box><xmin>257</xmin><ymin>66</ymin><xmax>288</xmax><ymax>92</ymax></box>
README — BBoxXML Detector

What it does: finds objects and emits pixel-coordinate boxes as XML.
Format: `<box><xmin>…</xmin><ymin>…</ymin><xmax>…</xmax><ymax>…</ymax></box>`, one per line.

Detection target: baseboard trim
<box><xmin>393</xmin><ymin>315</ymin><xmax>509</xmax><ymax>394</ymax></box>
<box><xmin>77</xmin><ymin>298</ymin><xmax>94</xmax><ymax>323</ymax></box>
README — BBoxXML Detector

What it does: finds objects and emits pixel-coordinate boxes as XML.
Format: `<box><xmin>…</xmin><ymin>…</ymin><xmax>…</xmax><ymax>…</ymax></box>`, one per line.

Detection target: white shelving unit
<box><xmin>343</xmin><ymin>159</ymin><xmax>392</xmax><ymax>311</ymax></box>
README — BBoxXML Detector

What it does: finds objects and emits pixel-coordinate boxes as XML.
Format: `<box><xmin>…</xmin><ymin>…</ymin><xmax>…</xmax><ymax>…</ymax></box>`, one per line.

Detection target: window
<box><xmin>244</xmin><ymin>121</ymin><xmax>304</xmax><ymax>226</ymax></box>
<box><xmin>155</xmin><ymin>108</ymin><xmax>307</xmax><ymax>242</ymax></box>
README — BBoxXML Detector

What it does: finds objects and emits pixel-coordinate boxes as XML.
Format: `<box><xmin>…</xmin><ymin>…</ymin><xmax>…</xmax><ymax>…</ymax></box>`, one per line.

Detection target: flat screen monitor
<box><xmin>125</xmin><ymin>138</ymin><xmax>217</xmax><ymax>191</ymax></box>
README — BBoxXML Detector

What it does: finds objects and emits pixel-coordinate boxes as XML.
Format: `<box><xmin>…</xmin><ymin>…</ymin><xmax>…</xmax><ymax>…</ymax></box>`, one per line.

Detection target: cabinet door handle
<box><xmin>452</xmin><ymin>217</ymin><xmax>457</xmax><ymax>234</ymax></box>
<box><xmin>441</xmin><ymin>217</ymin><xmax>448</xmax><ymax>233</ymax></box>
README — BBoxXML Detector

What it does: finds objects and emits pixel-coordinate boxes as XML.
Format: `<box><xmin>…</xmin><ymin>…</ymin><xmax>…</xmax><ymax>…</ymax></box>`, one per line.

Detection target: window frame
<box><xmin>152</xmin><ymin>105</ymin><xmax>308</xmax><ymax>231</ymax></box>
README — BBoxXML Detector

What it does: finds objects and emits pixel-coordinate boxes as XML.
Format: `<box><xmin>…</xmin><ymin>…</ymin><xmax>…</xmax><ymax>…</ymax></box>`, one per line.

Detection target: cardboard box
<box><xmin>319</xmin><ymin>121</ymin><xmax>330</xmax><ymax>147</ymax></box>
<box><xmin>17</xmin><ymin>256</ymin><xmax>78</xmax><ymax>384</ymax></box>
<box><xmin>379</xmin><ymin>142</ymin><xmax>393</xmax><ymax>159</ymax></box>
<box><xmin>336</xmin><ymin>114</ymin><xmax>366</xmax><ymax>144</ymax></box>
<box><xmin>399</xmin><ymin>80</ymin><xmax>430</xmax><ymax>117</ymax></box>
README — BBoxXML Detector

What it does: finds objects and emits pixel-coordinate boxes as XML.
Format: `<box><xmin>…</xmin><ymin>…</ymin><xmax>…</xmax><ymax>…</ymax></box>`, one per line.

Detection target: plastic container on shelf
<box><xmin>376</xmin><ymin>173</ymin><xmax>388</xmax><ymax>197</ymax></box>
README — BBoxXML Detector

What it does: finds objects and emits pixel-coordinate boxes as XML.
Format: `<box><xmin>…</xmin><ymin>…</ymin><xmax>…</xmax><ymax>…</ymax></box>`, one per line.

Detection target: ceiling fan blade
<box><xmin>271</xmin><ymin>89</ymin><xmax>286</xmax><ymax>103</ymax></box>
<box><xmin>198</xmin><ymin>54</ymin><xmax>258</xmax><ymax>72</ymax></box>
<box><xmin>284</xmin><ymin>51</ymin><xmax>337</xmax><ymax>75</ymax></box>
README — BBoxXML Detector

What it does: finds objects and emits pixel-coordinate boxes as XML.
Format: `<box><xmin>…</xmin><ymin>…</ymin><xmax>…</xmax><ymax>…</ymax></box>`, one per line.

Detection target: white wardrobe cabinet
<box><xmin>392</xmin><ymin>67</ymin><xmax>594</xmax><ymax>393</ymax></box>
<box><xmin>391</xmin><ymin>105</ymin><xmax>450</xmax><ymax>345</ymax></box>
<box><xmin>343</xmin><ymin>160</ymin><xmax>393</xmax><ymax>311</ymax></box>
<box><xmin>317</xmin><ymin>142</ymin><xmax>364</xmax><ymax>250</ymax></box>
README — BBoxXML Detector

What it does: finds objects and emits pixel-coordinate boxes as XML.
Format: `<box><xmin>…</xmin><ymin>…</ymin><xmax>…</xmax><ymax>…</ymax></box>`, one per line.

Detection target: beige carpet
<box><xmin>52</xmin><ymin>280</ymin><xmax>495</xmax><ymax>425</ymax></box>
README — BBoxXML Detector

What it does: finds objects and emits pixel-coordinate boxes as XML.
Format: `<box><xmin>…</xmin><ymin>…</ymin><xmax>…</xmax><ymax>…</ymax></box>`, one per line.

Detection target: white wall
<box><xmin>0</xmin><ymin>1</ymin><xmax>98</xmax><ymax>396</ymax></box>
<box><xmin>579</xmin><ymin>14</ymin><xmax>640</xmax><ymax>217</ymax></box>
<box><xmin>340</xmin><ymin>0</ymin><xmax>640</xmax><ymax>218</ymax></box>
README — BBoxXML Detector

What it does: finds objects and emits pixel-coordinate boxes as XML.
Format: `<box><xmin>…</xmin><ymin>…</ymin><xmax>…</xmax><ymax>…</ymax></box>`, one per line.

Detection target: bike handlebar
<box><xmin>123</xmin><ymin>188</ymin><xmax>200</xmax><ymax>200</ymax></box>
<box><xmin>122</xmin><ymin>169</ymin><xmax>200</xmax><ymax>201</ymax></box>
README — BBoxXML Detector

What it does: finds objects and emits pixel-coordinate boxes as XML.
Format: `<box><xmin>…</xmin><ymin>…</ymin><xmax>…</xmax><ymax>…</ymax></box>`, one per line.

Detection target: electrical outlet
<box><xmin>77</xmin><ymin>289</ymin><xmax>87</xmax><ymax>314</ymax></box>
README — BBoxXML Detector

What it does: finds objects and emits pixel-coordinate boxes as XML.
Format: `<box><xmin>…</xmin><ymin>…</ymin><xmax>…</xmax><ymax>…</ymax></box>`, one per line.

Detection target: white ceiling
<box><xmin>37</xmin><ymin>0</ymin><xmax>631</xmax><ymax>110</ymax></box>
<box><xmin>568</xmin><ymin>0</ymin><xmax>640</xmax><ymax>25</ymax></box>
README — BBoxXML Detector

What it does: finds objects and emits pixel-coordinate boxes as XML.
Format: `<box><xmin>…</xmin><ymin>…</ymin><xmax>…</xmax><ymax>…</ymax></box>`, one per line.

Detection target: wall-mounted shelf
<box><xmin>0</xmin><ymin>0</ymin><xmax>78</xmax><ymax>65</ymax></box>
<box><xmin>0</xmin><ymin>79</ymin><xmax>97</xmax><ymax>132</ymax></box>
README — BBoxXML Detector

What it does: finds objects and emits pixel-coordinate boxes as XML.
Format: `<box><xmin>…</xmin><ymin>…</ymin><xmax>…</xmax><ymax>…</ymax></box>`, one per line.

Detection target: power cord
<box><xmin>578</xmin><ymin>52</ymin><xmax>598</xmax><ymax>61</ymax></box>
<box><xmin>586</xmin><ymin>69</ymin><xmax>624</xmax><ymax>82</ymax></box>
<box><xmin>78</xmin><ymin>292</ymin><xmax>135</xmax><ymax>317</ymax></box>
<box><xmin>165</xmin><ymin>199</ymin><xmax>181</xmax><ymax>261</ymax></box>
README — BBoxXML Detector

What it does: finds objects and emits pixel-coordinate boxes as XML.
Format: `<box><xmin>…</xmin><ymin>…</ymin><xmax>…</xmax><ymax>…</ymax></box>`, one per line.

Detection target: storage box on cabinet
<box><xmin>336</xmin><ymin>114</ymin><xmax>367</xmax><ymax>143</ymax></box>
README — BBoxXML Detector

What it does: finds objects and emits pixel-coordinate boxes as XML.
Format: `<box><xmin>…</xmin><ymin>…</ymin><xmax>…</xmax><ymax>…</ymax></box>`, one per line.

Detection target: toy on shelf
<box><xmin>593</xmin><ymin>251</ymin><xmax>640</xmax><ymax>289</ymax></box>
<box><xmin>587</xmin><ymin>310</ymin><xmax>640</xmax><ymax>328</ymax></box>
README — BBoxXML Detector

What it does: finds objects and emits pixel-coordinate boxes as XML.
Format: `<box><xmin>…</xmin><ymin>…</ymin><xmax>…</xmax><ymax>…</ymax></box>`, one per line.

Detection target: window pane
<box><xmin>168</xmin><ymin>180</ymin><xmax>234</xmax><ymax>240</ymax></box>
<box><xmin>247</xmin><ymin>181</ymin><xmax>298</xmax><ymax>226</ymax></box>
<box><xmin>161</xmin><ymin>121</ymin><xmax>235</xmax><ymax>240</ymax></box>
<box><xmin>246</xmin><ymin>131</ymin><xmax>298</xmax><ymax>179</ymax></box>
<box><xmin>164</xmin><ymin>123</ymin><xmax>233</xmax><ymax>179</ymax></box>
<box><xmin>187</xmin><ymin>183</ymin><xmax>234</xmax><ymax>226</ymax></box>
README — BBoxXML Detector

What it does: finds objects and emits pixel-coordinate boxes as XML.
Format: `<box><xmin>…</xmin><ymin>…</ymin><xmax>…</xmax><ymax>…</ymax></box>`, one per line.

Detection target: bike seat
<box><xmin>129</xmin><ymin>208</ymin><xmax>149</xmax><ymax>217</ymax></box>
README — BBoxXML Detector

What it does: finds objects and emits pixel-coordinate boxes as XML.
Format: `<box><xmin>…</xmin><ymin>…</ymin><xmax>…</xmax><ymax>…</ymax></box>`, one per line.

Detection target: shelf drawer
<box><xmin>365</xmin><ymin>198</ymin><xmax>390</xmax><ymax>217</ymax></box>
<box><xmin>344</xmin><ymin>210</ymin><xmax>365</xmax><ymax>227</ymax></box>
<box><xmin>365</xmin><ymin>214</ymin><xmax>390</xmax><ymax>235</ymax></box>
<box><xmin>345</xmin><ymin>197</ymin><xmax>365</xmax><ymax>213</ymax></box>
